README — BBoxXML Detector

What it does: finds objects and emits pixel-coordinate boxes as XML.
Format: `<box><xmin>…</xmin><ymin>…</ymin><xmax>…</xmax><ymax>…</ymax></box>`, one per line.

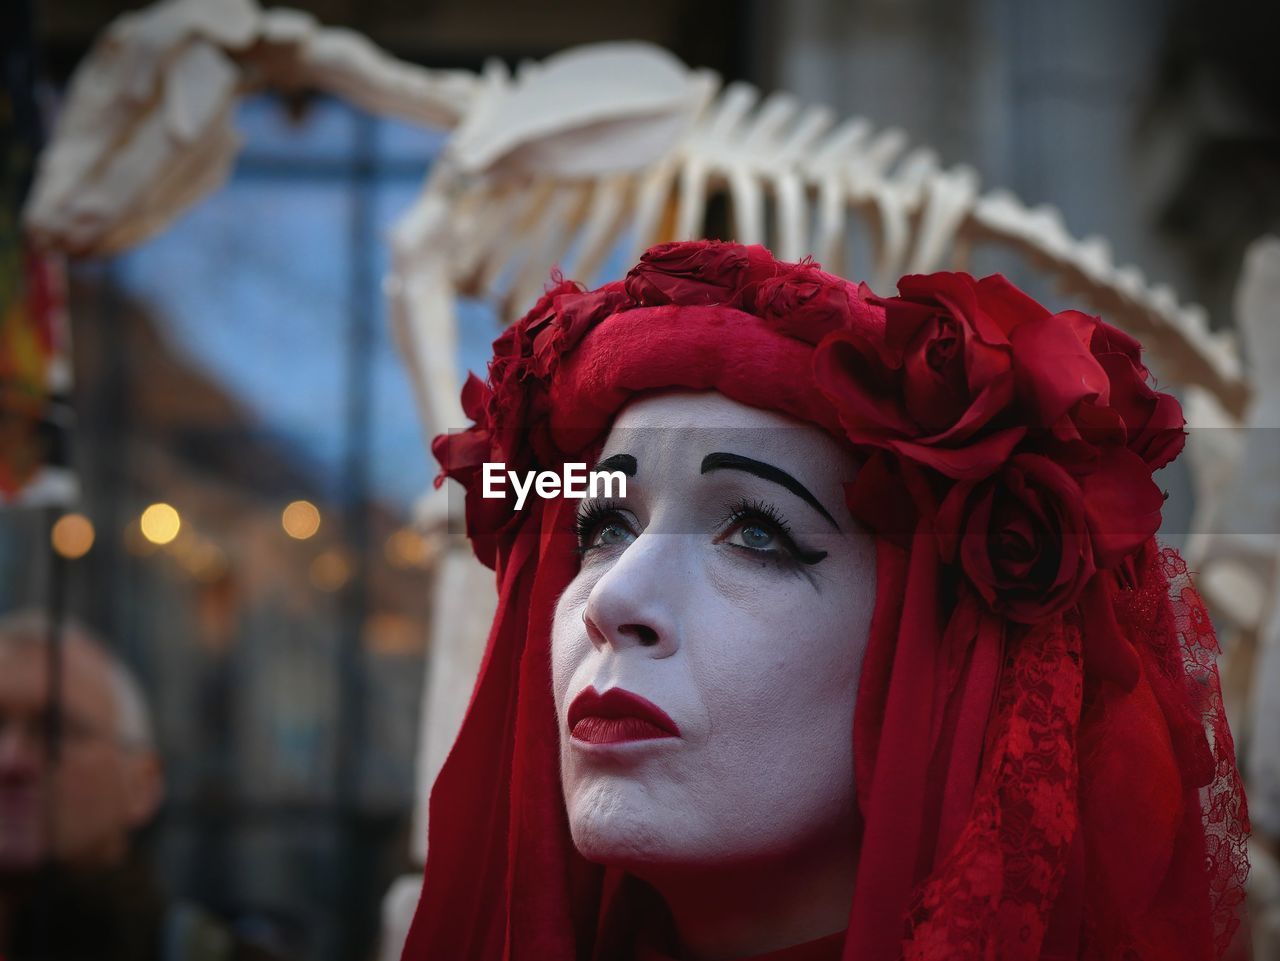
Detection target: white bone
<box><xmin>452</xmin><ymin>180</ymin><xmax>525</xmax><ymax>291</ymax></box>
<box><xmin>675</xmin><ymin>156</ymin><xmax>712</xmax><ymax>241</ymax></box>
<box><xmin>387</xmin><ymin>189</ymin><xmax>466</xmax><ymax>437</ymax></box>
<box><xmin>1237</xmin><ymin>236</ymin><xmax>1280</xmax><ymax>416</ymax></box>
<box><xmin>626</xmin><ymin>155</ymin><xmax>682</xmax><ymax>259</ymax></box>
<box><xmin>1182</xmin><ymin>237</ymin><xmax>1280</xmax><ymax>628</ymax></box>
<box><xmin>163</xmin><ymin>43</ymin><xmax>239</xmax><ymax>143</ymax></box>
<box><xmin>738</xmin><ymin>93</ymin><xmax>800</xmax><ymax>153</ymax></box>
<box><xmin>773</xmin><ymin>170</ymin><xmax>809</xmax><ymax>263</ymax></box>
<box><xmin>853</xmin><ymin>177</ymin><xmax>909</xmax><ymax>292</ymax></box>
<box><xmin>807</xmin><ymin>117</ymin><xmax>872</xmax><ymax>171</ymax></box>
<box><xmin>1112</xmin><ymin>264</ymin><xmax>1147</xmax><ymax>301</ymax></box>
<box><xmin>23</xmin><ymin>0</ymin><xmax>482</xmax><ymax>254</ymax></box>
<box><xmin>726</xmin><ymin>163</ymin><xmax>766</xmax><ymax>244</ymax></box>
<box><xmin>759</xmin><ymin>105</ymin><xmax>833</xmax><ymax>261</ymax></box>
<box><xmin>562</xmin><ymin>173</ymin><xmax>634</xmax><ymax>285</ymax></box>
<box><xmin>448</xmin><ymin>42</ymin><xmax>703</xmax><ymax>175</ymax></box>
<box><xmin>1072</xmin><ymin>235</ymin><xmax>1114</xmax><ymax>283</ymax></box>
<box><xmin>775</xmin><ymin>104</ymin><xmax>835</xmax><ymax>165</ymax></box>
<box><xmin>813</xmin><ymin>173</ymin><xmax>847</xmax><ymax>268</ymax></box>
<box><xmin>29</xmin><ymin>16</ymin><xmax>1250</xmax><ymax>421</ymax></box>
<box><xmin>907</xmin><ymin>165</ymin><xmax>979</xmax><ymax>275</ymax></box>
<box><xmin>860</xmin><ymin>127</ymin><xmax>910</xmax><ymax>177</ymax></box>
<box><xmin>702</xmin><ymin>82</ymin><xmax>759</xmax><ymax>142</ymax></box>
<box><xmin>476</xmin><ymin>178</ymin><xmax>558</xmax><ymax>297</ymax></box>
<box><xmin>255</xmin><ymin>12</ymin><xmax>476</xmax><ymax>129</ymax></box>
<box><xmin>506</xmin><ymin>182</ymin><xmax>592</xmax><ymax>321</ymax></box>
<box><xmin>890</xmin><ymin>147</ymin><xmax>940</xmax><ymax>205</ymax></box>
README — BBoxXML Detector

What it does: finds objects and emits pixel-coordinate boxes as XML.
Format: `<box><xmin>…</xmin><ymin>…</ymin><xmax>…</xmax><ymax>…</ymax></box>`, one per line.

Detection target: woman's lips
<box><xmin>567</xmin><ymin>687</ymin><xmax>680</xmax><ymax>744</ymax></box>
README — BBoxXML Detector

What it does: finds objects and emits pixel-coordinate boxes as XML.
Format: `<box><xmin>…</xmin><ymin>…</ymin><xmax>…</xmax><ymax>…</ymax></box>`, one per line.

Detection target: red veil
<box><xmin>403</xmin><ymin>242</ymin><xmax>1250</xmax><ymax>960</ymax></box>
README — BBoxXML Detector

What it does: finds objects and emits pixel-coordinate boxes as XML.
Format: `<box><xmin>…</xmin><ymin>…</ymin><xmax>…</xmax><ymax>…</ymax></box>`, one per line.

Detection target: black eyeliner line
<box><xmin>726</xmin><ymin>499</ymin><xmax>828</xmax><ymax>566</ymax></box>
<box><xmin>700</xmin><ymin>452</ymin><xmax>841</xmax><ymax>531</ymax></box>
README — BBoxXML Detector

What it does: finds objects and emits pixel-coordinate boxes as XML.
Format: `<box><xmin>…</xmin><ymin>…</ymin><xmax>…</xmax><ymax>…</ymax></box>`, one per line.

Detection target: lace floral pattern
<box><xmin>903</xmin><ymin>615</ymin><xmax>1084</xmax><ymax>960</ymax></box>
<box><xmin>1153</xmin><ymin>548</ymin><xmax>1251</xmax><ymax>954</ymax></box>
<box><xmin>900</xmin><ymin>545</ymin><xmax>1250</xmax><ymax>960</ymax></box>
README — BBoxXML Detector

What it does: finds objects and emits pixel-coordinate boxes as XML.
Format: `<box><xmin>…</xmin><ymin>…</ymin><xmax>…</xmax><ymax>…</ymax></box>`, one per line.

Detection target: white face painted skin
<box><xmin>551</xmin><ymin>392</ymin><xmax>877</xmax><ymax>926</ymax></box>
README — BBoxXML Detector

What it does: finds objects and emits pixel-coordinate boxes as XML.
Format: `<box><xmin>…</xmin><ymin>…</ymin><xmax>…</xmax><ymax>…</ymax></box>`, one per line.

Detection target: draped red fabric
<box><xmin>403</xmin><ymin>242</ymin><xmax>1249</xmax><ymax>960</ymax></box>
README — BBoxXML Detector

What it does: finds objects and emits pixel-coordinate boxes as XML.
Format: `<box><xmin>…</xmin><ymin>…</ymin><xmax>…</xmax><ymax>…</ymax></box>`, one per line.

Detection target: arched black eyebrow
<box><xmin>594</xmin><ymin>453</ymin><xmax>637</xmax><ymax>476</ymax></box>
<box><xmin>700</xmin><ymin>452</ymin><xmax>841</xmax><ymax>531</ymax></box>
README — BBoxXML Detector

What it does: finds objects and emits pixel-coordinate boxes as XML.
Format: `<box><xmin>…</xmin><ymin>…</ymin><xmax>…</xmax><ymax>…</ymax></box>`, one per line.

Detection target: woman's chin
<box><xmin>567</xmin><ymin>784</ymin><xmax>786</xmax><ymax>872</ymax></box>
<box><xmin>568</xmin><ymin>780</ymin><xmax>671</xmax><ymax>866</ymax></box>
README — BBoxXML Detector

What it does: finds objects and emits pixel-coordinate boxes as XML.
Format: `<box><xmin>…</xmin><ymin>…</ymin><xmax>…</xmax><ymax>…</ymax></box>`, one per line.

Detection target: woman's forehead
<box><xmin>599</xmin><ymin>392</ymin><xmax>856</xmax><ymax>483</ymax></box>
<box><xmin>610</xmin><ymin>391</ymin><xmax>803</xmax><ymax>432</ymax></box>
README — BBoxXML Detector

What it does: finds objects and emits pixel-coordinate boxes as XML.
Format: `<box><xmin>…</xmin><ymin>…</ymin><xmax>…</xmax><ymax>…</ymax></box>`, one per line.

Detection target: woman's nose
<box><xmin>582</xmin><ymin>611</ymin><xmax>660</xmax><ymax>647</ymax></box>
<box><xmin>581</xmin><ymin>533</ymin><xmax>679</xmax><ymax>657</ymax></box>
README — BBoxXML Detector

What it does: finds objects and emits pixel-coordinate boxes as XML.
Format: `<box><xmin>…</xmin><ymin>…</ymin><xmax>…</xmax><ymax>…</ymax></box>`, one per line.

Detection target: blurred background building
<box><xmin>3</xmin><ymin>1</ymin><xmax>1277</xmax><ymax>959</ymax></box>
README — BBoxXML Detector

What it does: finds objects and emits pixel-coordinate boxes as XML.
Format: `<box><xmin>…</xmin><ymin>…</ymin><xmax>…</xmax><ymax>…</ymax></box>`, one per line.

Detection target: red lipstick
<box><xmin>567</xmin><ymin>687</ymin><xmax>680</xmax><ymax>744</ymax></box>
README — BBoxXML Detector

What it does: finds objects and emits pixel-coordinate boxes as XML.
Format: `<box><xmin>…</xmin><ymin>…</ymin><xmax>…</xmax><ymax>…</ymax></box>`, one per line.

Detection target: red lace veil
<box><xmin>403</xmin><ymin>242</ymin><xmax>1249</xmax><ymax>960</ymax></box>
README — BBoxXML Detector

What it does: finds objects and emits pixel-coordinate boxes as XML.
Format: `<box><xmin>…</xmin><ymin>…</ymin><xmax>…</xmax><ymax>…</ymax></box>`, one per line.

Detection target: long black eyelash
<box><xmin>723</xmin><ymin>499</ymin><xmax>828</xmax><ymax>566</ymax></box>
<box><xmin>574</xmin><ymin>497</ymin><xmax>624</xmax><ymax>551</ymax></box>
<box><xmin>574</xmin><ymin>499</ymin><xmax>827</xmax><ymax>565</ymax></box>
<box><xmin>726</xmin><ymin>498</ymin><xmax>791</xmax><ymax>535</ymax></box>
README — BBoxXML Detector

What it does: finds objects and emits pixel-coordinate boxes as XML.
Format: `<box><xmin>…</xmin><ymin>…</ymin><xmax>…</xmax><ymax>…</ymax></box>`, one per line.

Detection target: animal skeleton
<box><xmin>25</xmin><ymin>0</ymin><xmax>1272</xmax><ymax>918</ymax></box>
<box><xmin>25</xmin><ymin>0</ymin><xmax>1249</xmax><ymax>438</ymax></box>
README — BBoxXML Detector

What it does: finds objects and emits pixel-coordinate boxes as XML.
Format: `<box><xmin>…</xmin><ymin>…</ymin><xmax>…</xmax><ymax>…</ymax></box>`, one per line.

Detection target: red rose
<box><xmin>998</xmin><ymin>308</ymin><xmax>1121</xmax><ymax>471</ymax></box>
<box><xmin>750</xmin><ymin>263</ymin><xmax>881</xmax><ymax>344</ymax></box>
<box><xmin>815</xmin><ymin>273</ymin><xmax>1033</xmax><ymax>479</ymax></box>
<box><xmin>624</xmin><ymin>240</ymin><xmax>777</xmax><ymax>307</ymax></box>
<box><xmin>937</xmin><ymin>443</ymin><xmax>1166</xmax><ymax>622</ymax></box>
<box><xmin>1088</xmin><ymin>321</ymin><xmax>1186</xmax><ymax>469</ymax></box>
<box><xmin>939</xmin><ymin>453</ymin><xmax>1097</xmax><ymax>623</ymax></box>
<box><xmin>1077</xmin><ymin>447</ymin><xmax>1165</xmax><ymax>569</ymax></box>
<box><xmin>841</xmin><ymin>449</ymin><xmax>929</xmax><ymax>546</ymax></box>
<box><xmin>1008</xmin><ymin>308</ymin><xmax>1111</xmax><ymax>429</ymax></box>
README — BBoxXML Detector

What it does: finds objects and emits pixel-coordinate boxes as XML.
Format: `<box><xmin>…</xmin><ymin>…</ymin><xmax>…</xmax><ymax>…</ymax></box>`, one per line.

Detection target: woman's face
<box><xmin>551</xmin><ymin>391</ymin><xmax>876</xmax><ymax>873</ymax></box>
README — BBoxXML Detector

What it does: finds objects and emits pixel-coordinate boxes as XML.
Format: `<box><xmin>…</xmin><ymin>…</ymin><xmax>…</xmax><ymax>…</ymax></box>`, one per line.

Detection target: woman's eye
<box><xmin>721</xmin><ymin>507</ymin><xmax>789</xmax><ymax>556</ymax></box>
<box><xmin>718</xmin><ymin>501</ymin><xmax>828</xmax><ymax>567</ymax></box>
<box><xmin>593</xmin><ymin>520</ymin><xmax>634</xmax><ymax>548</ymax></box>
<box><xmin>729</xmin><ymin>522</ymin><xmax>777</xmax><ymax>551</ymax></box>
<box><xmin>575</xmin><ymin>502</ymin><xmax>636</xmax><ymax>555</ymax></box>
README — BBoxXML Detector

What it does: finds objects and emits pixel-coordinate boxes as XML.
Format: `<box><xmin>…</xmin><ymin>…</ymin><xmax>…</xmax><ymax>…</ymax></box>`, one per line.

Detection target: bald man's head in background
<box><xmin>0</xmin><ymin>612</ymin><xmax>163</xmax><ymax>876</ymax></box>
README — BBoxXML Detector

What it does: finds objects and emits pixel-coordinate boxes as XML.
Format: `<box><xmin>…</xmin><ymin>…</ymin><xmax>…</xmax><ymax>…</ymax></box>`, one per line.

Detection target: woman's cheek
<box><xmin>550</xmin><ymin>579</ymin><xmax>594</xmax><ymax>710</ymax></box>
<box><xmin>702</xmin><ymin>547</ymin><xmax>816</xmax><ymax>615</ymax></box>
<box><xmin>699</xmin><ymin>556</ymin><xmax>868</xmax><ymax>708</ymax></box>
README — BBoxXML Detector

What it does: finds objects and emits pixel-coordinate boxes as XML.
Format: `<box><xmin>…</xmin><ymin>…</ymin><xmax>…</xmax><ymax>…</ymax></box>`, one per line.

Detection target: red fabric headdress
<box><xmin>404</xmin><ymin>241</ymin><xmax>1250</xmax><ymax>960</ymax></box>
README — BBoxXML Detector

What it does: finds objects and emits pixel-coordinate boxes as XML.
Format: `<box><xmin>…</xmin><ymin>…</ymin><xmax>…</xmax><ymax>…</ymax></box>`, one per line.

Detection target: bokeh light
<box><xmin>186</xmin><ymin>541</ymin><xmax>229</xmax><ymax>582</ymax></box>
<box><xmin>140</xmin><ymin>503</ymin><xmax>181</xmax><ymax>545</ymax></box>
<box><xmin>384</xmin><ymin>528</ymin><xmax>436</xmax><ymax>570</ymax></box>
<box><xmin>123</xmin><ymin>520</ymin><xmax>158</xmax><ymax>556</ymax></box>
<box><xmin>361</xmin><ymin>612</ymin><xmax>424</xmax><ymax>656</ymax></box>
<box><xmin>282</xmin><ymin>500</ymin><xmax>321</xmax><ymax>540</ymax></box>
<box><xmin>51</xmin><ymin>513</ymin><xmax>95</xmax><ymax>559</ymax></box>
<box><xmin>310</xmin><ymin>549</ymin><xmax>352</xmax><ymax>592</ymax></box>
<box><xmin>167</xmin><ymin>528</ymin><xmax>229</xmax><ymax>582</ymax></box>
